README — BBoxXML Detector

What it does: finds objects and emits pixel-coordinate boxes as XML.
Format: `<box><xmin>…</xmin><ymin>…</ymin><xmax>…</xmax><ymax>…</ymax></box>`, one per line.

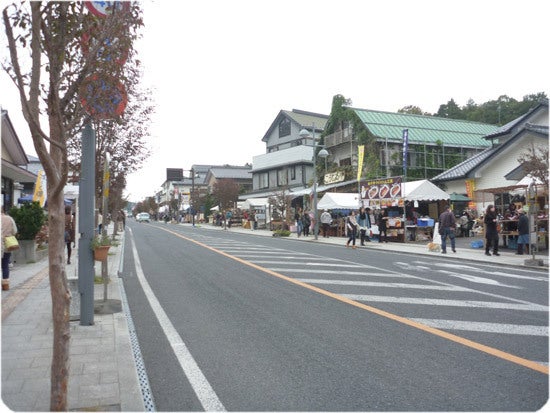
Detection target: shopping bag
<box><xmin>4</xmin><ymin>236</ymin><xmax>19</xmax><ymax>251</ymax></box>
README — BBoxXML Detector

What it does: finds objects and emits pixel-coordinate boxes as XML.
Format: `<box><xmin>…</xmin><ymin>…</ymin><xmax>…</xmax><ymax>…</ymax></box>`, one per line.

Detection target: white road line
<box><xmin>295</xmin><ymin>279</ymin><xmax>471</xmax><ymax>291</ymax></box>
<box><xmin>237</xmin><ymin>255</ymin><xmax>339</xmax><ymax>261</ymax></box>
<box><xmin>435</xmin><ymin>270</ymin><xmax>522</xmax><ymax>289</ymax></box>
<box><xmin>341</xmin><ymin>294</ymin><xmax>549</xmax><ymax>312</ymax></box>
<box><xmin>408</xmin><ymin>318</ymin><xmax>548</xmax><ymax>336</ymax></box>
<box><xmin>267</xmin><ymin>268</ymin><xmax>406</xmax><ymax>277</ymax></box>
<box><xmin>250</xmin><ymin>261</ymin><xmax>363</xmax><ymax>267</ymax></box>
<box><xmin>412</xmin><ymin>260</ymin><xmax>548</xmax><ymax>280</ymax></box>
<box><xmin>128</xmin><ymin>230</ymin><xmax>225</xmax><ymax>411</ymax></box>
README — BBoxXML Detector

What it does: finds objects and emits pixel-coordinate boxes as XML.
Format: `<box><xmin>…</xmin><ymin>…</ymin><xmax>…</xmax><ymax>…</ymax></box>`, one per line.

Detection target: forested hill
<box><xmin>398</xmin><ymin>92</ymin><xmax>547</xmax><ymax>125</ymax></box>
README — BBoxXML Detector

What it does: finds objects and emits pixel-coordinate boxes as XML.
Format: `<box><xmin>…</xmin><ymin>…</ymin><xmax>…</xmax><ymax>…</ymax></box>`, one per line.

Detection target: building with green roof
<box><xmin>323</xmin><ymin>107</ymin><xmax>499</xmax><ymax>181</ymax></box>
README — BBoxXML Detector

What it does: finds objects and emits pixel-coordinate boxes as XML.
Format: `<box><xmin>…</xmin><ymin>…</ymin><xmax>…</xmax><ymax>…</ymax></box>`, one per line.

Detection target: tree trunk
<box><xmin>47</xmin><ymin>184</ymin><xmax>71</xmax><ymax>411</ymax></box>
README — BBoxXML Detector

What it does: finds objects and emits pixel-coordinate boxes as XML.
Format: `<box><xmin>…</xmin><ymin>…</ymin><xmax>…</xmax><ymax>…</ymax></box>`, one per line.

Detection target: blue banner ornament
<box><xmin>402</xmin><ymin>128</ymin><xmax>409</xmax><ymax>174</ymax></box>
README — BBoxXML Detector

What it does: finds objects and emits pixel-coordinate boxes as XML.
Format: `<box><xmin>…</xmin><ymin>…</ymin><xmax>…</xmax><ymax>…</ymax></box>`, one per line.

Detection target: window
<box><xmin>277</xmin><ymin>169</ymin><xmax>287</xmax><ymax>186</ymax></box>
<box><xmin>290</xmin><ymin>166</ymin><xmax>296</xmax><ymax>180</ymax></box>
<box><xmin>340</xmin><ymin>158</ymin><xmax>351</xmax><ymax>167</ymax></box>
<box><xmin>259</xmin><ymin>172</ymin><xmax>269</xmax><ymax>189</ymax></box>
<box><xmin>279</xmin><ymin>118</ymin><xmax>291</xmax><ymax>138</ymax></box>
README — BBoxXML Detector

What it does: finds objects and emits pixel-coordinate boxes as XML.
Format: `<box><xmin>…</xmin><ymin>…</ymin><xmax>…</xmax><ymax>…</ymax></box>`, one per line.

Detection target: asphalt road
<box><xmin>121</xmin><ymin>220</ymin><xmax>548</xmax><ymax>411</ymax></box>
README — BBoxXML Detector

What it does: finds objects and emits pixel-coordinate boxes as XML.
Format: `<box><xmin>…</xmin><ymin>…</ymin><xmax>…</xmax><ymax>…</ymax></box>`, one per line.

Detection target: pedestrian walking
<box><xmin>377</xmin><ymin>209</ymin><xmax>388</xmax><ymax>243</ymax></box>
<box><xmin>484</xmin><ymin>204</ymin><xmax>500</xmax><ymax>256</ymax></box>
<box><xmin>345</xmin><ymin>210</ymin><xmax>358</xmax><ymax>249</ymax></box>
<box><xmin>65</xmin><ymin>205</ymin><xmax>75</xmax><ymax>264</ymax></box>
<box><xmin>320</xmin><ymin>209</ymin><xmax>332</xmax><ymax>238</ymax></box>
<box><xmin>302</xmin><ymin>210</ymin><xmax>311</xmax><ymax>236</ymax></box>
<box><xmin>295</xmin><ymin>208</ymin><xmax>303</xmax><ymax>237</ymax></box>
<box><xmin>438</xmin><ymin>205</ymin><xmax>456</xmax><ymax>254</ymax></box>
<box><xmin>97</xmin><ymin>211</ymin><xmax>103</xmax><ymax>234</ymax></box>
<box><xmin>2</xmin><ymin>206</ymin><xmax>18</xmax><ymax>291</ymax></box>
<box><xmin>516</xmin><ymin>208</ymin><xmax>529</xmax><ymax>255</ymax></box>
<box><xmin>357</xmin><ymin>207</ymin><xmax>372</xmax><ymax>245</ymax></box>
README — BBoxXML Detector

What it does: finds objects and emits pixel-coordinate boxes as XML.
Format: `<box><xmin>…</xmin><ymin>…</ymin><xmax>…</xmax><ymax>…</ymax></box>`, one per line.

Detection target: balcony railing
<box><xmin>324</xmin><ymin>128</ymin><xmax>352</xmax><ymax>148</ymax></box>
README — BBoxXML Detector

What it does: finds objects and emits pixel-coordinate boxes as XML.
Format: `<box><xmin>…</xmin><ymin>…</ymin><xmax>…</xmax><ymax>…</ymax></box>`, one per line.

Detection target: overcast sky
<box><xmin>2</xmin><ymin>0</ymin><xmax>548</xmax><ymax>202</ymax></box>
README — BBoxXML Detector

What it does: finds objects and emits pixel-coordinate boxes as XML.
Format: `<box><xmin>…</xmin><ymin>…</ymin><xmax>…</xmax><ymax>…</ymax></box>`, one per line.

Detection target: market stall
<box><xmin>241</xmin><ymin>197</ymin><xmax>271</xmax><ymax>229</ymax></box>
<box><xmin>360</xmin><ymin>178</ymin><xmax>450</xmax><ymax>242</ymax></box>
<box><xmin>474</xmin><ymin>176</ymin><xmax>548</xmax><ymax>251</ymax></box>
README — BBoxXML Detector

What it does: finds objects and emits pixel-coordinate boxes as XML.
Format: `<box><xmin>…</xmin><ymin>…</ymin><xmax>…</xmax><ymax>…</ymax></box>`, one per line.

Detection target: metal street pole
<box><xmin>78</xmin><ymin>122</ymin><xmax>95</xmax><ymax>325</ymax></box>
<box><xmin>101</xmin><ymin>153</ymin><xmax>110</xmax><ymax>301</ymax></box>
<box><xmin>191</xmin><ymin>168</ymin><xmax>195</xmax><ymax>227</ymax></box>
<box><xmin>312</xmin><ymin>123</ymin><xmax>319</xmax><ymax>240</ymax></box>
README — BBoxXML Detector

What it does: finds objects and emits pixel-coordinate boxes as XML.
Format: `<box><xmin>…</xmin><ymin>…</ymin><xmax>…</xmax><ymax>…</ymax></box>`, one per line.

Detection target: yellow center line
<box><xmin>157</xmin><ymin>225</ymin><xmax>549</xmax><ymax>375</ymax></box>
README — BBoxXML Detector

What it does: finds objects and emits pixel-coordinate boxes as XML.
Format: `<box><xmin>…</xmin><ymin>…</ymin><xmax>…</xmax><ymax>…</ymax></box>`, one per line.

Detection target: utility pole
<box><xmin>101</xmin><ymin>153</ymin><xmax>110</xmax><ymax>301</ymax></box>
<box><xmin>78</xmin><ymin>122</ymin><xmax>96</xmax><ymax>325</ymax></box>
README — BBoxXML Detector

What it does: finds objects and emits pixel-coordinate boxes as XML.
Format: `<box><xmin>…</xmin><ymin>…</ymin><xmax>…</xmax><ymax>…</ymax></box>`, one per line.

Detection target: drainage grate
<box><xmin>119</xmin><ymin>278</ymin><xmax>156</xmax><ymax>411</ymax></box>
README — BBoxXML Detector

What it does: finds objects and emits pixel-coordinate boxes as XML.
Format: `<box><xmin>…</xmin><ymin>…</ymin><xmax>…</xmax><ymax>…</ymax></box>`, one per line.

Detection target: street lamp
<box><xmin>189</xmin><ymin>168</ymin><xmax>199</xmax><ymax>227</ymax></box>
<box><xmin>299</xmin><ymin>124</ymin><xmax>329</xmax><ymax>240</ymax></box>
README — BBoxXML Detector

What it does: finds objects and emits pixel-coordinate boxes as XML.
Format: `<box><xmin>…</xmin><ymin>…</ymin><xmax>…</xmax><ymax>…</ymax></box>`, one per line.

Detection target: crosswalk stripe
<box><xmin>267</xmin><ymin>268</ymin><xmax>404</xmax><ymax>277</ymax></box>
<box><xmin>295</xmin><ymin>278</ymin><xmax>471</xmax><ymax>291</ymax></box>
<box><xmin>408</xmin><ymin>318</ymin><xmax>548</xmax><ymax>336</ymax></box>
<box><xmin>341</xmin><ymin>294</ymin><xmax>549</xmax><ymax>312</ymax></box>
<box><xmin>250</xmin><ymin>261</ymin><xmax>364</xmax><ymax>268</ymax></box>
<box><xmin>238</xmin><ymin>256</ymin><xmax>338</xmax><ymax>261</ymax></box>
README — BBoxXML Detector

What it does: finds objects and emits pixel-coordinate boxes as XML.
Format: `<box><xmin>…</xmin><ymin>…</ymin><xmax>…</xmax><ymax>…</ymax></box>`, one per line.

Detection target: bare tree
<box><xmin>269</xmin><ymin>187</ymin><xmax>293</xmax><ymax>225</ymax></box>
<box><xmin>2</xmin><ymin>2</ymin><xmax>143</xmax><ymax>409</ymax></box>
<box><xmin>518</xmin><ymin>143</ymin><xmax>549</xmax><ymax>188</ymax></box>
<box><xmin>212</xmin><ymin>178</ymin><xmax>240</xmax><ymax>211</ymax></box>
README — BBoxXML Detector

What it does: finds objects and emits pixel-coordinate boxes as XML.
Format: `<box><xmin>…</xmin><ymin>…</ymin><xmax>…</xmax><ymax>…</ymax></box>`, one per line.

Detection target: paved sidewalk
<box><xmin>1</xmin><ymin>225</ymin><xmax>144</xmax><ymax>412</ymax></box>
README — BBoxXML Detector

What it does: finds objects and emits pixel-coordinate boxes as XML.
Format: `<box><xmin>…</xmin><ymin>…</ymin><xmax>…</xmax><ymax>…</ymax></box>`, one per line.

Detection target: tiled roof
<box><xmin>283</xmin><ymin>109</ymin><xmax>329</xmax><ymax>130</ymax></box>
<box><xmin>352</xmin><ymin>107</ymin><xmax>497</xmax><ymax>148</ymax></box>
<box><xmin>431</xmin><ymin>147</ymin><xmax>497</xmax><ymax>181</ymax></box>
<box><xmin>484</xmin><ymin>99</ymin><xmax>548</xmax><ymax>140</ymax></box>
<box><xmin>209</xmin><ymin>166</ymin><xmax>252</xmax><ymax>180</ymax></box>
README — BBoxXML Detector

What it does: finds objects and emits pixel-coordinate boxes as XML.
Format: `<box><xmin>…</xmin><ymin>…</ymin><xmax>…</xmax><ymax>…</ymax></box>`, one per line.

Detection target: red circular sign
<box><xmin>79</xmin><ymin>74</ymin><xmax>127</xmax><ymax>119</ymax></box>
<box><xmin>84</xmin><ymin>1</ymin><xmax>130</xmax><ymax>18</ymax></box>
<box><xmin>81</xmin><ymin>32</ymin><xmax>129</xmax><ymax>66</ymax></box>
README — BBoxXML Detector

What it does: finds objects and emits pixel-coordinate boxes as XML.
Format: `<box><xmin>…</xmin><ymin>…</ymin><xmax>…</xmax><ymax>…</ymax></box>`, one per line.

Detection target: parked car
<box><xmin>136</xmin><ymin>212</ymin><xmax>150</xmax><ymax>223</ymax></box>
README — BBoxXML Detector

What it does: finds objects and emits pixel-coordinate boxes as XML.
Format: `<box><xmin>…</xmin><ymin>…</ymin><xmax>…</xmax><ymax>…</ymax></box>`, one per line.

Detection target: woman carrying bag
<box><xmin>2</xmin><ymin>206</ymin><xmax>18</xmax><ymax>291</ymax></box>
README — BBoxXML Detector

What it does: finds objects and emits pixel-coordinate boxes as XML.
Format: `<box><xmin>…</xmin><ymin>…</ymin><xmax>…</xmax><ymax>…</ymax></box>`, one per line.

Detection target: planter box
<box><xmin>12</xmin><ymin>240</ymin><xmax>37</xmax><ymax>263</ymax></box>
<box><xmin>93</xmin><ymin>245</ymin><xmax>110</xmax><ymax>261</ymax></box>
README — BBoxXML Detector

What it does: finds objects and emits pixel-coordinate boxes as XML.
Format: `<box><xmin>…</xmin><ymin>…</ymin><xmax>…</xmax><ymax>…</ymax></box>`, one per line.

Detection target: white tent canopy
<box><xmin>317</xmin><ymin>193</ymin><xmax>361</xmax><ymax>210</ymax></box>
<box><xmin>317</xmin><ymin>180</ymin><xmax>449</xmax><ymax>210</ymax></box>
<box><xmin>242</xmin><ymin>197</ymin><xmax>270</xmax><ymax>210</ymax></box>
<box><xmin>401</xmin><ymin>179</ymin><xmax>450</xmax><ymax>201</ymax></box>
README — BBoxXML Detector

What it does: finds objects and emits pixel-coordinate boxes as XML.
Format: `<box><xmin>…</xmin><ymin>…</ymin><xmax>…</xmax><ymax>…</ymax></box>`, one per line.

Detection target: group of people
<box><xmin>294</xmin><ymin>208</ymin><xmax>313</xmax><ymax>237</ymax></box>
<box><xmin>438</xmin><ymin>204</ymin><xmax>530</xmax><ymax>256</ymax></box>
<box><xmin>308</xmin><ymin>207</ymin><xmax>390</xmax><ymax>248</ymax></box>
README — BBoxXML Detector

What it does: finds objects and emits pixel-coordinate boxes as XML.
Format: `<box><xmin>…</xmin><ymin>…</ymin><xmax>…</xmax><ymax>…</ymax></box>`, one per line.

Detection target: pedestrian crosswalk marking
<box><xmin>341</xmin><ymin>294</ymin><xmax>549</xmax><ymax>312</ymax></box>
<box><xmin>435</xmin><ymin>270</ymin><xmax>522</xmax><ymax>288</ymax></box>
<box><xmin>409</xmin><ymin>318</ymin><xmax>548</xmax><ymax>336</ymax></box>
<box><xmin>250</xmin><ymin>261</ymin><xmax>366</xmax><ymax>268</ymax></box>
<box><xmin>268</xmin><ymin>268</ymin><xmax>409</xmax><ymax>278</ymax></box>
<box><xmin>295</xmin><ymin>278</ymin><xmax>471</xmax><ymax>291</ymax></box>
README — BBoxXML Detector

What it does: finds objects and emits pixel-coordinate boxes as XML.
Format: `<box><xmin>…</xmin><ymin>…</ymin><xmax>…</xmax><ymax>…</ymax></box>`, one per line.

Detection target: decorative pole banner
<box><xmin>357</xmin><ymin>145</ymin><xmax>364</xmax><ymax>181</ymax></box>
<box><xmin>33</xmin><ymin>170</ymin><xmax>46</xmax><ymax>207</ymax></box>
<box><xmin>402</xmin><ymin>129</ymin><xmax>409</xmax><ymax>175</ymax></box>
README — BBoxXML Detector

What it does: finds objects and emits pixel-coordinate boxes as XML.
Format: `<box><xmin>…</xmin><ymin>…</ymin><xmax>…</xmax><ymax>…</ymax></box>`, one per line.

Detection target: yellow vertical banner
<box><xmin>357</xmin><ymin>145</ymin><xmax>364</xmax><ymax>181</ymax></box>
<box><xmin>32</xmin><ymin>170</ymin><xmax>45</xmax><ymax>207</ymax></box>
<box><xmin>465</xmin><ymin>179</ymin><xmax>476</xmax><ymax>209</ymax></box>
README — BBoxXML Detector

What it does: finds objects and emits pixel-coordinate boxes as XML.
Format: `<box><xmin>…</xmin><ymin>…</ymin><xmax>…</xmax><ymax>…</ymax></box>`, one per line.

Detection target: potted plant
<box><xmin>9</xmin><ymin>201</ymin><xmax>46</xmax><ymax>263</ymax></box>
<box><xmin>91</xmin><ymin>233</ymin><xmax>112</xmax><ymax>261</ymax></box>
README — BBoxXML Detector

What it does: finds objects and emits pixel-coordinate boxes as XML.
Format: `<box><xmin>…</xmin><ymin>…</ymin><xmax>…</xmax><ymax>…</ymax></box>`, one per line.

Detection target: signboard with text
<box><xmin>360</xmin><ymin>176</ymin><xmax>403</xmax><ymax>208</ymax></box>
